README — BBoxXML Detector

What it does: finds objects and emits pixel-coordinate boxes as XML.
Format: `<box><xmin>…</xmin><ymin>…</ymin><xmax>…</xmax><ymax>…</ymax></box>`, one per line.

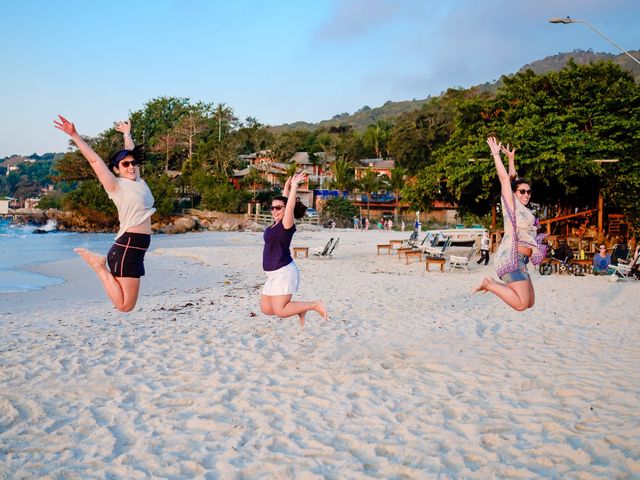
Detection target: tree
<box><xmin>357</xmin><ymin>168</ymin><xmax>381</xmax><ymax>220</ymax></box>
<box><xmin>363</xmin><ymin>120</ymin><xmax>392</xmax><ymax>158</ymax></box>
<box><xmin>386</xmin><ymin>166</ymin><xmax>407</xmax><ymax>222</ymax></box>
<box><xmin>329</xmin><ymin>157</ymin><xmax>355</xmax><ymax>192</ymax></box>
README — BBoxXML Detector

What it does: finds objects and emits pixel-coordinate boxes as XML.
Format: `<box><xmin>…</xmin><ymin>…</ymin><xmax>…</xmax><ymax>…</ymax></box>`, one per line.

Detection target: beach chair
<box><xmin>402</xmin><ymin>231</ymin><xmax>419</xmax><ymax>247</ymax></box>
<box><xmin>608</xmin><ymin>252</ymin><xmax>639</xmax><ymax>281</ymax></box>
<box><xmin>325</xmin><ymin>237</ymin><xmax>340</xmax><ymax>257</ymax></box>
<box><xmin>312</xmin><ymin>238</ymin><xmax>334</xmax><ymax>257</ymax></box>
<box><xmin>423</xmin><ymin>236</ymin><xmax>452</xmax><ymax>258</ymax></box>
<box><xmin>448</xmin><ymin>245</ymin><xmax>477</xmax><ymax>272</ymax></box>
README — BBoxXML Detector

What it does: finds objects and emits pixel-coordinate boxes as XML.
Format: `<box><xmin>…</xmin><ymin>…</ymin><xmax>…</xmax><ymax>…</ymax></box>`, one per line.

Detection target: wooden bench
<box><xmin>405</xmin><ymin>250</ymin><xmax>423</xmax><ymax>264</ymax></box>
<box><xmin>293</xmin><ymin>247</ymin><xmax>309</xmax><ymax>258</ymax></box>
<box><xmin>425</xmin><ymin>256</ymin><xmax>446</xmax><ymax>272</ymax></box>
<box><xmin>389</xmin><ymin>240</ymin><xmax>404</xmax><ymax>250</ymax></box>
<box><xmin>377</xmin><ymin>244</ymin><xmax>392</xmax><ymax>255</ymax></box>
<box><xmin>397</xmin><ymin>247</ymin><xmax>414</xmax><ymax>258</ymax></box>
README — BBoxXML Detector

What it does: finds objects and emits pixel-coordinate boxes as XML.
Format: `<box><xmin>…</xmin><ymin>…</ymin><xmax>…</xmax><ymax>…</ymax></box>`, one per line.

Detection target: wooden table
<box><xmin>377</xmin><ymin>244</ymin><xmax>392</xmax><ymax>255</ymax></box>
<box><xmin>397</xmin><ymin>247</ymin><xmax>414</xmax><ymax>258</ymax></box>
<box><xmin>293</xmin><ymin>247</ymin><xmax>309</xmax><ymax>258</ymax></box>
<box><xmin>389</xmin><ymin>240</ymin><xmax>404</xmax><ymax>250</ymax></box>
<box><xmin>425</xmin><ymin>256</ymin><xmax>446</xmax><ymax>272</ymax></box>
<box><xmin>405</xmin><ymin>250</ymin><xmax>423</xmax><ymax>264</ymax></box>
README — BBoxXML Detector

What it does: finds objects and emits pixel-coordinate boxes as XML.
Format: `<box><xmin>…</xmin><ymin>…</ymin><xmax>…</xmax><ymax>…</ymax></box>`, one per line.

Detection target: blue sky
<box><xmin>1</xmin><ymin>0</ymin><xmax>638</xmax><ymax>157</ymax></box>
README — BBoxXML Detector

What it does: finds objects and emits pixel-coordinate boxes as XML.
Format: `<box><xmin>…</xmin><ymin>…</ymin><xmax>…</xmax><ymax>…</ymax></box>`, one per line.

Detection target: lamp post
<box><xmin>549</xmin><ymin>17</ymin><xmax>640</xmax><ymax>66</ymax></box>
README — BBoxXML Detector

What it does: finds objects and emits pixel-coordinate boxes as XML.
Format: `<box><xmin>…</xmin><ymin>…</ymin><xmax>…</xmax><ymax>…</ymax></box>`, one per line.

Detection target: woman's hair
<box><xmin>271</xmin><ymin>195</ymin><xmax>288</xmax><ymax>205</ymax></box>
<box><xmin>510</xmin><ymin>176</ymin><xmax>529</xmax><ymax>192</ymax></box>
<box><xmin>271</xmin><ymin>195</ymin><xmax>308</xmax><ymax>219</ymax></box>
<box><xmin>109</xmin><ymin>145</ymin><xmax>146</xmax><ymax>171</ymax></box>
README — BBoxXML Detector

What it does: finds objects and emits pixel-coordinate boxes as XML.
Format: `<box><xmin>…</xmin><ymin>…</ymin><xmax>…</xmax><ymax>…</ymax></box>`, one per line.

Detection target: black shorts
<box><xmin>107</xmin><ymin>232</ymin><xmax>151</xmax><ymax>278</ymax></box>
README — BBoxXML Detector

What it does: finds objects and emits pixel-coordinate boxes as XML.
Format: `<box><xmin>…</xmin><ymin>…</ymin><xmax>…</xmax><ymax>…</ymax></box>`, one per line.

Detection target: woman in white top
<box><xmin>473</xmin><ymin>137</ymin><xmax>546</xmax><ymax>311</ymax></box>
<box><xmin>54</xmin><ymin>116</ymin><xmax>156</xmax><ymax>312</ymax></box>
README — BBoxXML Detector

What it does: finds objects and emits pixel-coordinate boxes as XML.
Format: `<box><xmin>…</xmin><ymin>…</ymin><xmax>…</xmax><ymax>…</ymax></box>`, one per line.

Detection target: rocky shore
<box><xmin>8</xmin><ymin>208</ymin><xmax>322</xmax><ymax>234</ymax></box>
<box><xmin>8</xmin><ymin>208</ymin><xmax>264</xmax><ymax>234</ymax></box>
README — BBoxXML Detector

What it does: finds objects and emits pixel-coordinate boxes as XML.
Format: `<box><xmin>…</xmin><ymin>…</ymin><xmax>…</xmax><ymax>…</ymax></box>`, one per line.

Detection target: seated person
<box><xmin>552</xmin><ymin>241</ymin><xmax>574</xmax><ymax>262</ymax></box>
<box><xmin>629</xmin><ymin>245</ymin><xmax>640</xmax><ymax>279</ymax></box>
<box><xmin>592</xmin><ymin>244</ymin><xmax>612</xmax><ymax>274</ymax></box>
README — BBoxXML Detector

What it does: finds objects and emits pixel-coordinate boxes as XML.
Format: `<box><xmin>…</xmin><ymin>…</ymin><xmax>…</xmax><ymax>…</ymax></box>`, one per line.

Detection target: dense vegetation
<box><xmin>4</xmin><ymin>54</ymin><xmax>640</xmax><ymax>236</ymax></box>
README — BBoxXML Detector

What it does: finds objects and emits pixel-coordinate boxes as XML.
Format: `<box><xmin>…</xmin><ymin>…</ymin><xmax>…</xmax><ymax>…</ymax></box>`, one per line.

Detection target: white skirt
<box><xmin>262</xmin><ymin>261</ymin><xmax>300</xmax><ymax>296</ymax></box>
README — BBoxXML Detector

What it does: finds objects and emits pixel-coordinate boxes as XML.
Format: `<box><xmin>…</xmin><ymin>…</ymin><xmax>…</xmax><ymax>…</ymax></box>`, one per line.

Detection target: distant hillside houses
<box><xmin>1</xmin><ymin>155</ymin><xmax>36</xmax><ymax>176</ymax></box>
<box><xmin>232</xmin><ymin>151</ymin><xmax>395</xmax><ymax>190</ymax></box>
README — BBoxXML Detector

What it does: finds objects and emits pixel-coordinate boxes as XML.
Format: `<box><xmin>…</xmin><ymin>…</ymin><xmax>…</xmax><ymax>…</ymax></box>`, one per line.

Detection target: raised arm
<box><xmin>487</xmin><ymin>136</ymin><xmax>514</xmax><ymax>211</ymax></box>
<box><xmin>282</xmin><ymin>176</ymin><xmax>292</xmax><ymax>197</ymax></box>
<box><xmin>501</xmin><ymin>143</ymin><xmax>517</xmax><ymax>179</ymax></box>
<box><xmin>282</xmin><ymin>172</ymin><xmax>306</xmax><ymax>229</ymax></box>
<box><xmin>54</xmin><ymin>115</ymin><xmax>118</xmax><ymax>193</ymax></box>
<box><xmin>115</xmin><ymin>119</ymin><xmax>140</xmax><ymax>178</ymax></box>
<box><xmin>115</xmin><ymin>119</ymin><xmax>134</xmax><ymax>150</ymax></box>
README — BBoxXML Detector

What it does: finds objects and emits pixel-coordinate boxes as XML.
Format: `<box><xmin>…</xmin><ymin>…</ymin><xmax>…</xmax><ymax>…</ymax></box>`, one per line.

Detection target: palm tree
<box><xmin>358</xmin><ymin>168</ymin><xmax>380</xmax><ymax>220</ymax></box>
<box><xmin>214</xmin><ymin>103</ymin><xmax>236</xmax><ymax>142</ymax></box>
<box><xmin>329</xmin><ymin>157</ymin><xmax>355</xmax><ymax>193</ymax></box>
<box><xmin>387</xmin><ymin>166</ymin><xmax>407</xmax><ymax>223</ymax></box>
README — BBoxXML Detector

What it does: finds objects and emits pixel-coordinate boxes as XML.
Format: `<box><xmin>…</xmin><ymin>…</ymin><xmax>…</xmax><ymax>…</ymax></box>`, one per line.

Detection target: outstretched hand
<box><xmin>115</xmin><ymin>119</ymin><xmax>131</xmax><ymax>135</ymax></box>
<box><xmin>486</xmin><ymin>136</ymin><xmax>502</xmax><ymax>156</ymax></box>
<box><xmin>501</xmin><ymin>143</ymin><xmax>516</xmax><ymax>160</ymax></box>
<box><xmin>53</xmin><ymin>115</ymin><xmax>77</xmax><ymax>136</ymax></box>
<box><xmin>291</xmin><ymin>172</ymin><xmax>307</xmax><ymax>186</ymax></box>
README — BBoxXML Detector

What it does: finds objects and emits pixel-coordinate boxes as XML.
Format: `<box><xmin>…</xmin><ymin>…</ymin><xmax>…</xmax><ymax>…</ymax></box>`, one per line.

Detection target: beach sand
<box><xmin>1</xmin><ymin>229</ymin><xmax>639</xmax><ymax>478</ymax></box>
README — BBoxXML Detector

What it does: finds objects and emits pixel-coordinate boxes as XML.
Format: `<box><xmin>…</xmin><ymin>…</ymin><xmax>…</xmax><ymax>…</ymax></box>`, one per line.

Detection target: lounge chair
<box><xmin>325</xmin><ymin>237</ymin><xmax>340</xmax><ymax>257</ymax></box>
<box><xmin>402</xmin><ymin>231</ymin><xmax>419</xmax><ymax>247</ymax></box>
<box><xmin>448</xmin><ymin>244</ymin><xmax>477</xmax><ymax>272</ymax></box>
<box><xmin>312</xmin><ymin>238</ymin><xmax>334</xmax><ymax>257</ymax></box>
<box><xmin>422</xmin><ymin>236</ymin><xmax>452</xmax><ymax>258</ymax></box>
<box><xmin>608</xmin><ymin>252</ymin><xmax>639</xmax><ymax>281</ymax></box>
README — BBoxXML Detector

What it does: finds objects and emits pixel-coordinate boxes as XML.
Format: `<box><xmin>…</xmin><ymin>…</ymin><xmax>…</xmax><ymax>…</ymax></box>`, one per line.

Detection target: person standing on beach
<box><xmin>477</xmin><ymin>230</ymin><xmax>491</xmax><ymax>265</ymax></box>
<box><xmin>260</xmin><ymin>173</ymin><xmax>327</xmax><ymax>327</ymax></box>
<box><xmin>473</xmin><ymin>137</ymin><xmax>546</xmax><ymax>311</ymax></box>
<box><xmin>54</xmin><ymin>116</ymin><xmax>155</xmax><ymax>312</ymax></box>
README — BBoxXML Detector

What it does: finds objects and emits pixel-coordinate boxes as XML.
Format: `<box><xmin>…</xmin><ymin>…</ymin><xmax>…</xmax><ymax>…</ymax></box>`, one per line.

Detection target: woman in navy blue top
<box><xmin>260</xmin><ymin>173</ymin><xmax>327</xmax><ymax>327</ymax></box>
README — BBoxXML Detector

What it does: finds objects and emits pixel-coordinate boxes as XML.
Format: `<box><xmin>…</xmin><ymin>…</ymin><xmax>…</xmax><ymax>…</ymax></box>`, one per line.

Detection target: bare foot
<box><xmin>74</xmin><ymin>248</ymin><xmax>107</xmax><ymax>272</ymax></box>
<box><xmin>315</xmin><ymin>300</ymin><xmax>328</xmax><ymax>320</ymax></box>
<box><xmin>298</xmin><ymin>313</ymin><xmax>306</xmax><ymax>329</ymax></box>
<box><xmin>472</xmin><ymin>276</ymin><xmax>492</xmax><ymax>294</ymax></box>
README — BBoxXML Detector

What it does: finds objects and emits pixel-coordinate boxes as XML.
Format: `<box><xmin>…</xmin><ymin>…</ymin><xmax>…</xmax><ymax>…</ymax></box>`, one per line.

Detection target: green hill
<box><xmin>272</xmin><ymin>49</ymin><xmax>640</xmax><ymax>133</ymax></box>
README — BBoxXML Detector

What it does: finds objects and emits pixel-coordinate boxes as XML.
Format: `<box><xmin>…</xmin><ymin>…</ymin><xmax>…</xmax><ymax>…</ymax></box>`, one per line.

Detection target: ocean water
<box><xmin>0</xmin><ymin>219</ymin><xmax>115</xmax><ymax>293</ymax></box>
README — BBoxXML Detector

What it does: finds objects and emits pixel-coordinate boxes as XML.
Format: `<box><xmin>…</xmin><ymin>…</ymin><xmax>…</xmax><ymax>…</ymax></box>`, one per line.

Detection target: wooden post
<box><xmin>491</xmin><ymin>204</ymin><xmax>497</xmax><ymax>229</ymax></box>
<box><xmin>597</xmin><ymin>192</ymin><xmax>604</xmax><ymax>234</ymax></box>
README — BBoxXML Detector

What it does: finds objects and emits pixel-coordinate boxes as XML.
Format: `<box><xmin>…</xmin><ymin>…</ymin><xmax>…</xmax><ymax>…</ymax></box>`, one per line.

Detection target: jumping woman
<box><xmin>473</xmin><ymin>137</ymin><xmax>546</xmax><ymax>311</ymax></box>
<box><xmin>54</xmin><ymin>116</ymin><xmax>155</xmax><ymax>312</ymax></box>
<box><xmin>260</xmin><ymin>172</ymin><xmax>327</xmax><ymax>327</ymax></box>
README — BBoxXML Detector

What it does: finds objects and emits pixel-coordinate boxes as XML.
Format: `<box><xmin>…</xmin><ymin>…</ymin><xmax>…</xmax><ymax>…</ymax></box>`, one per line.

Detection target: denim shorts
<box><xmin>500</xmin><ymin>253</ymin><xmax>531</xmax><ymax>284</ymax></box>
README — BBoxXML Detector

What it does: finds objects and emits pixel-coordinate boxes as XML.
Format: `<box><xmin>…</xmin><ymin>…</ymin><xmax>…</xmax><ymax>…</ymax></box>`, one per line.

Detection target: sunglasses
<box><xmin>119</xmin><ymin>160</ymin><xmax>137</xmax><ymax>168</ymax></box>
<box><xmin>517</xmin><ymin>189</ymin><xmax>531</xmax><ymax>195</ymax></box>
<box><xmin>270</xmin><ymin>205</ymin><xmax>285</xmax><ymax>211</ymax></box>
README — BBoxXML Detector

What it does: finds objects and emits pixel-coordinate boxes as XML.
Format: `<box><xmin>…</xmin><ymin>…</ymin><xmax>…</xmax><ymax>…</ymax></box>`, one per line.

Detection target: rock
<box><xmin>170</xmin><ymin>216</ymin><xmax>198</xmax><ymax>234</ymax></box>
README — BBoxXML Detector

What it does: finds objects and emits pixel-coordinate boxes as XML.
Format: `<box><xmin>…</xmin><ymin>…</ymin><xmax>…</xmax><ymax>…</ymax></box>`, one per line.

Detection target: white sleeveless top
<box><xmin>107</xmin><ymin>177</ymin><xmax>156</xmax><ymax>240</ymax></box>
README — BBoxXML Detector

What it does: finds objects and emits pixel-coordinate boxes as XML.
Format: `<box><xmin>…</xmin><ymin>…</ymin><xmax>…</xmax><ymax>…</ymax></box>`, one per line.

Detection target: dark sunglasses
<box><xmin>517</xmin><ymin>189</ymin><xmax>531</xmax><ymax>195</ymax></box>
<box><xmin>270</xmin><ymin>205</ymin><xmax>285</xmax><ymax>211</ymax></box>
<box><xmin>119</xmin><ymin>160</ymin><xmax>137</xmax><ymax>168</ymax></box>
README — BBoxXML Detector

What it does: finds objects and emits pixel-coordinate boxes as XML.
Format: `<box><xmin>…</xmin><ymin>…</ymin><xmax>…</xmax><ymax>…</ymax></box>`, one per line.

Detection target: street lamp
<box><xmin>549</xmin><ymin>17</ymin><xmax>640</xmax><ymax>66</ymax></box>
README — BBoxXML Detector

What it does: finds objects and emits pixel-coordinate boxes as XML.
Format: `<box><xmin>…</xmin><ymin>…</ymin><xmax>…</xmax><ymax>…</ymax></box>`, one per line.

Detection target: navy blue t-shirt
<box><xmin>263</xmin><ymin>222</ymin><xmax>296</xmax><ymax>271</ymax></box>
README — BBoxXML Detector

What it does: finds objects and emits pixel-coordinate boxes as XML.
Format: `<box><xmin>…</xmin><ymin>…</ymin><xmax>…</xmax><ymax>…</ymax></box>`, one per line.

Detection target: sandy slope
<box><xmin>1</xmin><ymin>229</ymin><xmax>639</xmax><ymax>478</ymax></box>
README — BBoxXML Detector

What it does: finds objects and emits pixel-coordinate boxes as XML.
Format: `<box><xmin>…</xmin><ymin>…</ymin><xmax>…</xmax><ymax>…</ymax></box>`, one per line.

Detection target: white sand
<box><xmin>1</xmin><ymin>229</ymin><xmax>639</xmax><ymax>478</ymax></box>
